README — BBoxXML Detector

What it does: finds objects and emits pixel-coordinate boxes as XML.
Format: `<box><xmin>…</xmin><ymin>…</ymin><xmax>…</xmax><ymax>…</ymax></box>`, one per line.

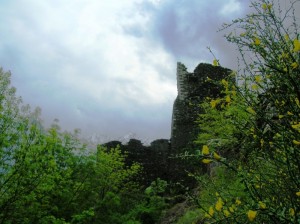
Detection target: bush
<box><xmin>193</xmin><ymin>0</ymin><xmax>300</xmax><ymax>223</ymax></box>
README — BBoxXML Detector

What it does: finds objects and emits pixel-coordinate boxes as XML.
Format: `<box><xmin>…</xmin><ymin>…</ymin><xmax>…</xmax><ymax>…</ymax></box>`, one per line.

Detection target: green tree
<box><xmin>0</xmin><ymin>69</ymin><xmax>84</xmax><ymax>222</ymax></box>
<box><xmin>0</xmin><ymin>68</ymin><xmax>145</xmax><ymax>223</ymax></box>
<box><xmin>68</xmin><ymin>146</ymin><xmax>142</xmax><ymax>223</ymax></box>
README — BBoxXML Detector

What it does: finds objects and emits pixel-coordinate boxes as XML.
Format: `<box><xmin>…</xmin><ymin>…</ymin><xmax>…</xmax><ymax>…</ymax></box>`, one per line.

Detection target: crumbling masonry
<box><xmin>171</xmin><ymin>62</ymin><xmax>231</xmax><ymax>152</ymax></box>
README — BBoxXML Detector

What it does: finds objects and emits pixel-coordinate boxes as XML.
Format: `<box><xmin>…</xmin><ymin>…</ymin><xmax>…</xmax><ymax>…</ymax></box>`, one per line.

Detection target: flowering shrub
<box><xmin>195</xmin><ymin>0</ymin><xmax>300</xmax><ymax>223</ymax></box>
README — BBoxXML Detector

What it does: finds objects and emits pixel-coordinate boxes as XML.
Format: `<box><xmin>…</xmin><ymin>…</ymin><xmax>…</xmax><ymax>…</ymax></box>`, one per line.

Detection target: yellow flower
<box><xmin>229</xmin><ymin>206</ymin><xmax>235</xmax><ymax>213</ymax></box>
<box><xmin>262</xmin><ymin>3</ymin><xmax>267</xmax><ymax>10</ymax></box>
<box><xmin>213</xmin><ymin>59</ymin><xmax>219</xmax><ymax>66</ymax></box>
<box><xmin>202</xmin><ymin>145</ymin><xmax>210</xmax><ymax>155</ymax></box>
<box><xmin>247</xmin><ymin>107</ymin><xmax>256</xmax><ymax>115</ymax></box>
<box><xmin>235</xmin><ymin>198</ymin><xmax>241</xmax><ymax>205</ymax></box>
<box><xmin>213</xmin><ymin>152</ymin><xmax>221</xmax><ymax>160</ymax></box>
<box><xmin>291</xmin><ymin>123</ymin><xmax>300</xmax><ymax>129</ymax></box>
<box><xmin>215</xmin><ymin>198</ymin><xmax>224</xmax><ymax>211</ymax></box>
<box><xmin>210</xmin><ymin>99</ymin><xmax>220</xmax><ymax>108</ymax></box>
<box><xmin>221</xmin><ymin>79</ymin><xmax>228</xmax><ymax>87</ymax></box>
<box><xmin>224</xmin><ymin>210</ymin><xmax>230</xmax><ymax>217</ymax></box>
<box><xmin>247</xmin><ymin>210</ymin><xmax>257</xmax><ymax>222</ymax></box>
<box><xmin>259</xmin><ymin>201</ymin><xmax>266</xmax><ymax>209</ymax></box>
<box><xmin>296</xmin><ymin>191</ymin><xmax>300</xmax><ymax>196</ymax></box>
<box><xmin>287</xmin><ymin>111</ymin><xmax>293</xmax><ymax>115</ymax></box>
<box><xmin>204</xmin><ymin>213</ymin><xmax>210</xmax><ymax>218</ymax></box>
<box><xmin>208</xmin><ymin>206</ymin><xmax>214</xmax><ymax>217</ymax></box>
<box><xmin>254</xmin><ymin>37</ymin><xmax>261</xmax><ymax>46</ymax></box>
<box><xmin>226</xmin><ymin>95</ymin><xmax>231</xmax><ymax>103</ymax></box>
<box><xmin>275</xmin><ymin>133</ymin><xmax>282</xmax><ymax>138</ymax></box>
<box><xmin>251</xmin><ymin>84</ymin><xmax>258</xmax><ymax>90</ymax></box>
<box><xmin>291</xmin><ymin>62</ymin><xmax>298</xmax><ymax>69</ymax></box>
<box><xmin>262</xmin><ymin>3</ymin><xmax>271</xmax><ymax>10</ymax></box>
<box><xmin>284</xmin><ymin>34</ymin><xmax>289</xmax><ymax>40</ymax></box>
<box><xmin>293</xmin><ymin>39</ymin><xmax>300</xmax><ymax>52</ymax></box>
<box><xmin>255</xmin><ymin>75</ymin><xmax>262</xmax><ymax>82</ymax></box>
<box><xmin>296</xmin><ymin>98</ymin><xmax>300</xmax><ymax>107</ymax></box>
<box><xmin>211</xmin><ymin>100</ymin><xmax>217</xmax><ymax>108</ymax></box>
<box><xmin>202</xmin><ymin>159</ymin><xmax>213</xmax><ymax>164</ymax></box>
<box><xmin>289</xmin><ymin>208</ymin><xmax>295</xmax><ymax>216</ymax></box>
<box><xmin>278</xmin><ymin>115</ymin><xmax>284</xmax><ymax>119</ymax></box>
<box><xmin>292</xmin><ymin>140</ymin><xmax>300</xmax><ymax>145</ymax></box>
<box><xmin>260</xmin><ymin>139</ymin><xmax>264</xmax><ymax>147</ymax></box>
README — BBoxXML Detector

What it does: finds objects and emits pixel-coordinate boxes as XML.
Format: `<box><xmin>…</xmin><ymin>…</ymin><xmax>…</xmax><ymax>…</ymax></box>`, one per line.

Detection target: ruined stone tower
<box><xmin>171</xmin><ymin>62</ymin><xmax>231</xmax><ymax>152</ymax></box>
<box><xmin>104</xmin><ymin>62</ymin><xmax>232</xmax><ymax>186</ymax></box>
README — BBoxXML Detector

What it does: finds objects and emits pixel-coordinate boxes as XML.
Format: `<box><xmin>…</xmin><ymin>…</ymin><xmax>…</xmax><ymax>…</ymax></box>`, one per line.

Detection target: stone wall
<box><xmin>103</xmin><ymin>139</ymin><xmax>170</xmax><ymax>186</ymax></box>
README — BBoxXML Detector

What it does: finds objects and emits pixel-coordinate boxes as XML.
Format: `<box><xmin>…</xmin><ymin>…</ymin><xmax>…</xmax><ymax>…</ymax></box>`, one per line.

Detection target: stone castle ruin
<box><xmin>171</xmin><ymin>62</ymin><xmax>231</xmax><ymax>152</ymax></box>
<box><xmin>104</xmin><ymin>62</ymin><xmax>231</xmax><ymax>185</ymax></box>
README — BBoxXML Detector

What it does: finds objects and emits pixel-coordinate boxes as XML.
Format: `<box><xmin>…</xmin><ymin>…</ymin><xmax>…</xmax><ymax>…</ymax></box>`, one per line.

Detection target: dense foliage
<box><xmin>0</xmin><ymin>69</ymin><xmax>167</xmax><ymax>223</ymax></box>
<box><xmin>191</xmin><ymin>0</ymin><xmax>300</xmax><ymax>223</ymax></box>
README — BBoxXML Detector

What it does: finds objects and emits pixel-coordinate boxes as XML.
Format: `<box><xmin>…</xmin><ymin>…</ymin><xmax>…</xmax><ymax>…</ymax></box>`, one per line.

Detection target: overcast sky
<box><xmin>0</xmin><ymin>0</ymin><xmax>252</xmax><ymax>142</ymax></box>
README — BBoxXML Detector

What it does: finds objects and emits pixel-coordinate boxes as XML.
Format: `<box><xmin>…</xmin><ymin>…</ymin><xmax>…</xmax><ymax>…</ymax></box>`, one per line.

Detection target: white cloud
<box><xmin>220</xmin><ymin>0</ymin><xmax>242</xmax><ymax>15</ymax></box>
